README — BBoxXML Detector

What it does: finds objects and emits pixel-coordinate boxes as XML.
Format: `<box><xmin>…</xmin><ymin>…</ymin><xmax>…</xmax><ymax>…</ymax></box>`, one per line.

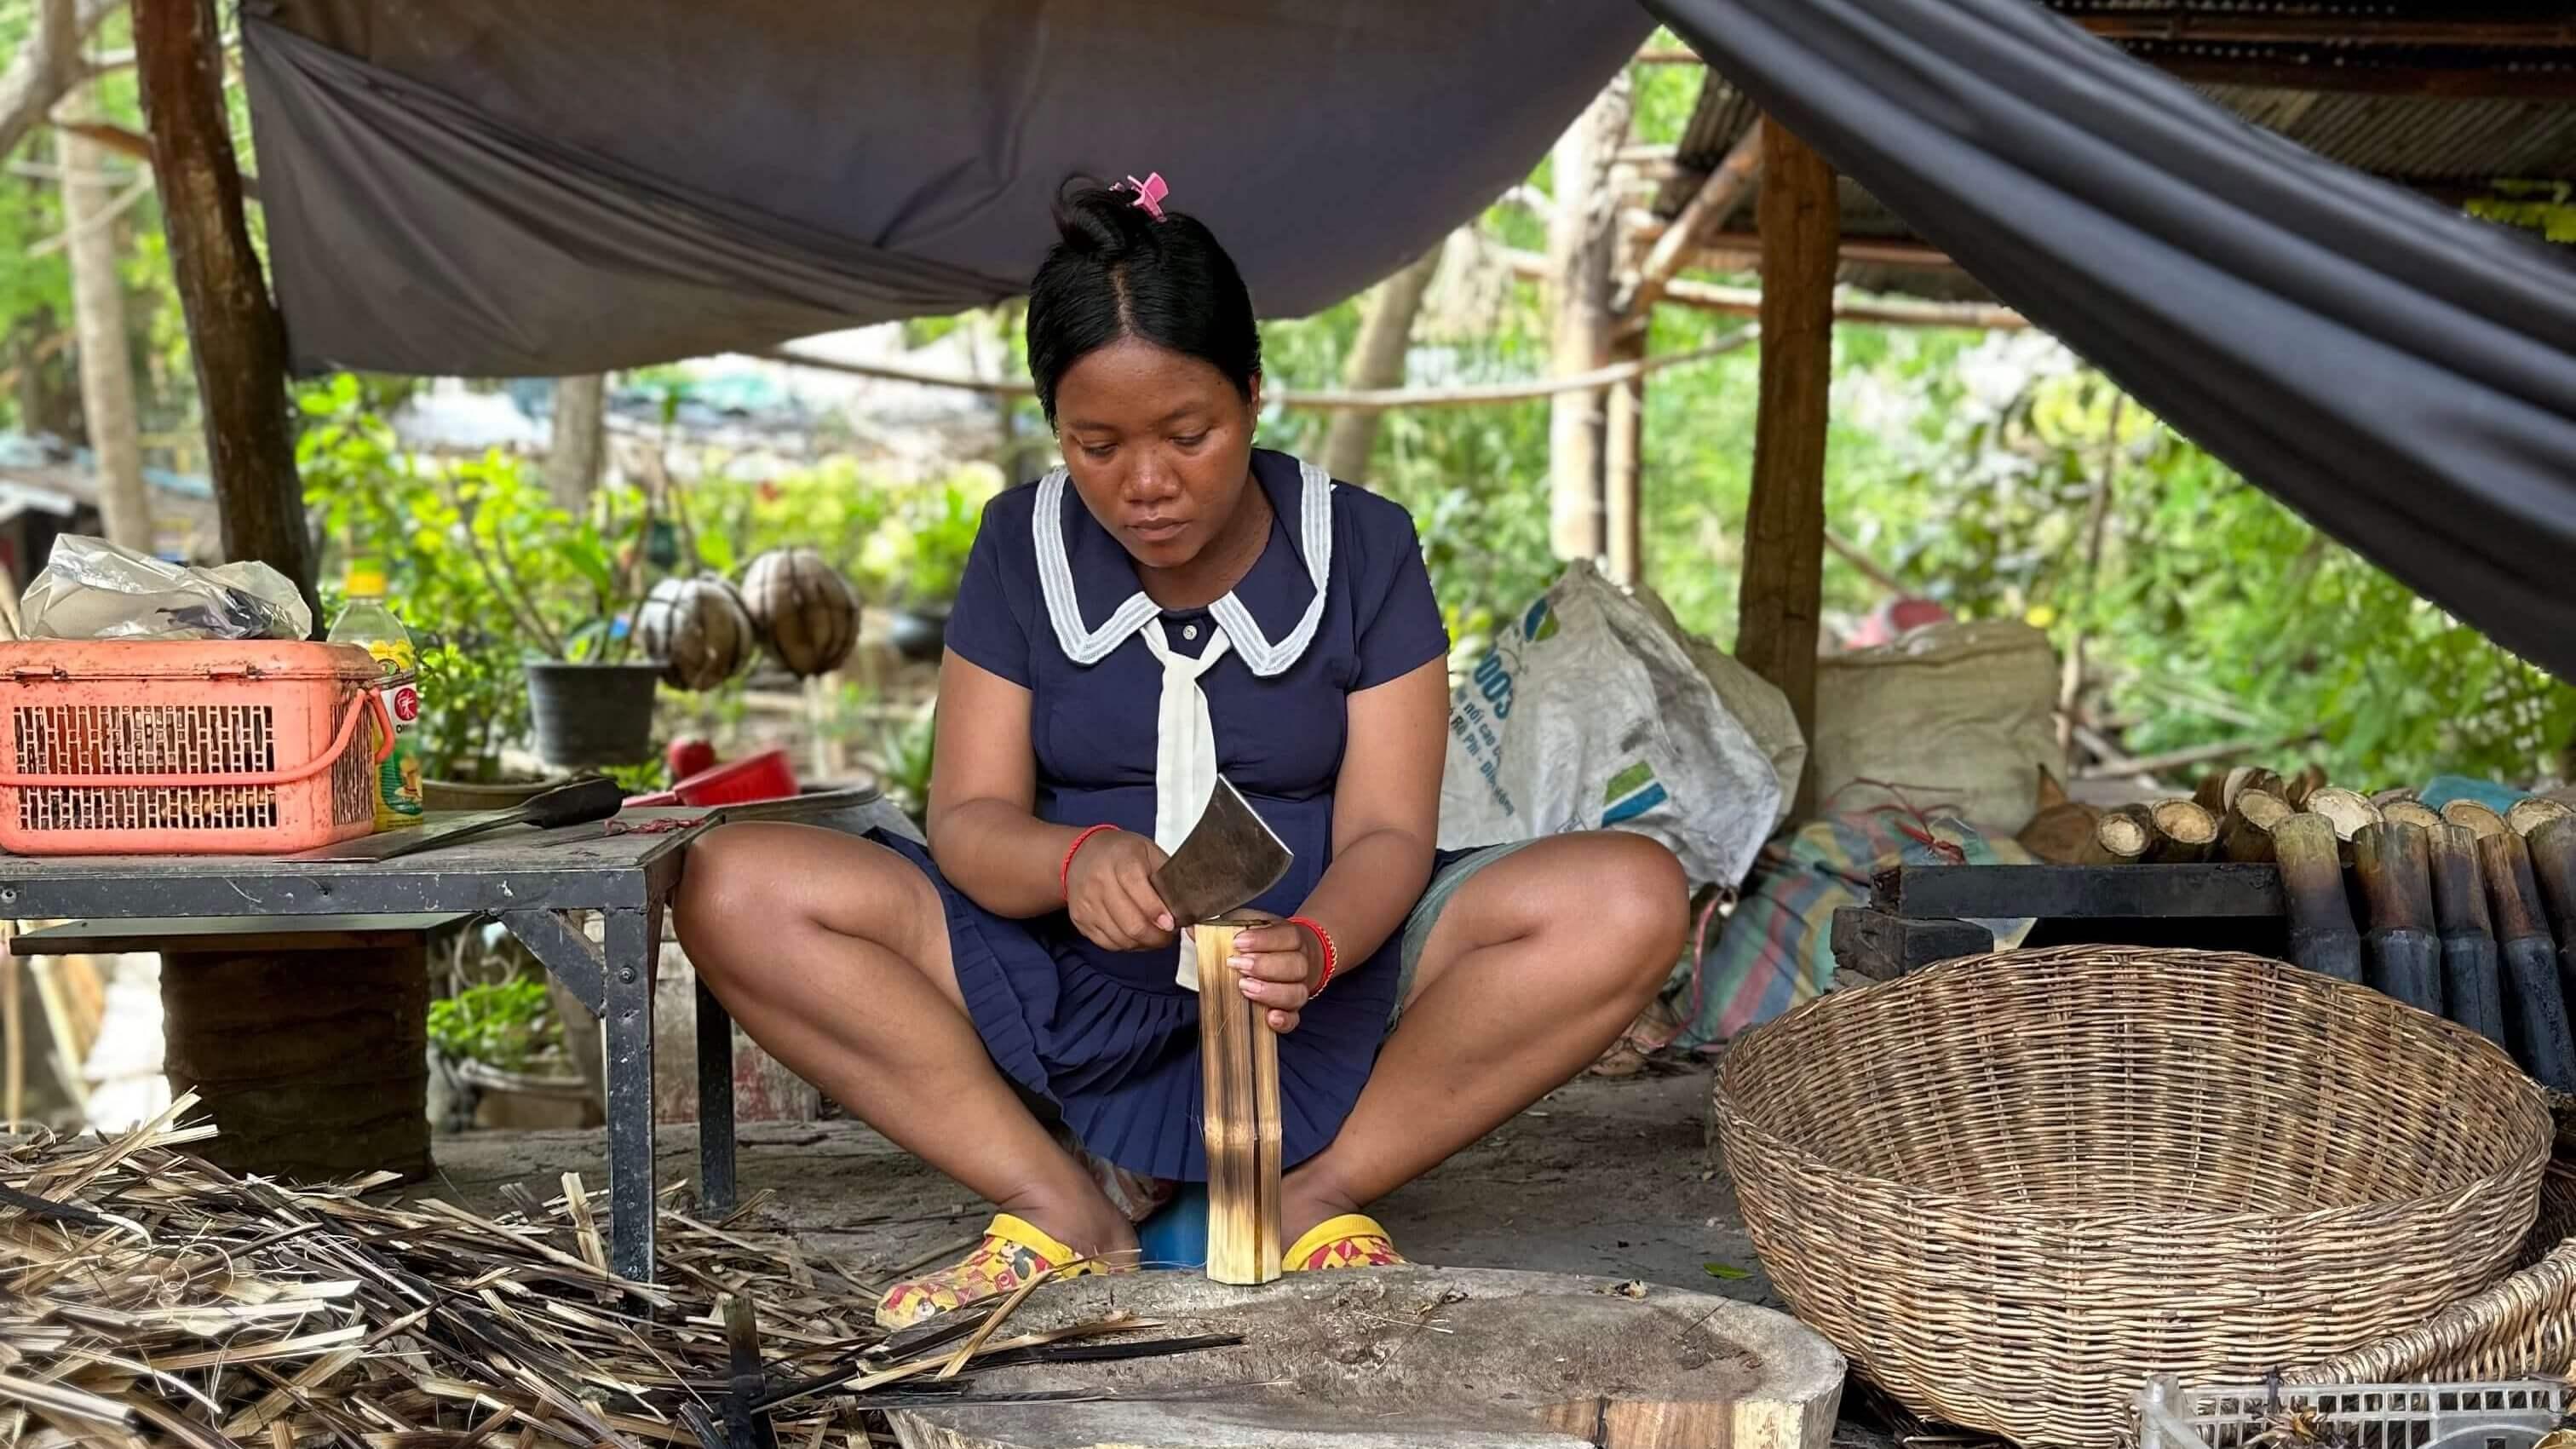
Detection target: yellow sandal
<box><xmin>876</xmin><ymin>1214</ymin><xmax>1124</xmax><ymax>1329</ymax></box>
<box><xmin>1282</xmin><ymin>1213</ymin><xmax>1407</xmax><ymax>1273</ymax></box>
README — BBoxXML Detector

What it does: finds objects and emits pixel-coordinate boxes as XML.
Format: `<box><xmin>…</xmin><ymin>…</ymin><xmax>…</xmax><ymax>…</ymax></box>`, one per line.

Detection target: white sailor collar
<box><xmin>1034</xmin><ymin>448</ymin><xmax>1331</xmax><ymax>677</ymax></box>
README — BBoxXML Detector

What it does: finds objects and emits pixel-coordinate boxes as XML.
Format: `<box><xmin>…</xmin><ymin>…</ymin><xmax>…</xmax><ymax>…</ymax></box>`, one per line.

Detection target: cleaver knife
<box><xmin>1150</xmin><ymin>776</ymin><xmax>1292</xmax><ymax>988</ymax></box>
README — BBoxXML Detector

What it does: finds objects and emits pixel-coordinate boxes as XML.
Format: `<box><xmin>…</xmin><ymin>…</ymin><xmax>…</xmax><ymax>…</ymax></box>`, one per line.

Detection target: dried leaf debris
<box><xmin>1</xmin><ymin>1095</ymin><xmax>1236</xmax><ymax>1448</ymax></box>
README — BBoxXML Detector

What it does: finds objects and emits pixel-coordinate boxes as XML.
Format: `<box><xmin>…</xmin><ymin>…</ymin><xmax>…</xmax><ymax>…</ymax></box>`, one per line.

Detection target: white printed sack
<box><xmin>1438</xmin><ymin>562</ymin><xmax>1794</xmax><ymax>889</ymax></box>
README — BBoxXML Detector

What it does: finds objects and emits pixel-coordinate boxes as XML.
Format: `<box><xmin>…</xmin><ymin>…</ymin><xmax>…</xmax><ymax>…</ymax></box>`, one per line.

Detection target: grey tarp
<box><xmin>239</xmin><ymin>0</ymin><xmax>1651</xmax><ymax>377</ymax></box>
<box><xmin>1648</xmin><ymin>0</ymin><xmax>2576</xmax><ymax>681</ymax></box>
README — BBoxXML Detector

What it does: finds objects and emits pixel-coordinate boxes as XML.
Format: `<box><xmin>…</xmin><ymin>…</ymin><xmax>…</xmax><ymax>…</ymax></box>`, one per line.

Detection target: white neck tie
<box><xmin>1139</xmin><ymin>619</ymin><xmax>1230</xmax><ymax>990</ymax></box>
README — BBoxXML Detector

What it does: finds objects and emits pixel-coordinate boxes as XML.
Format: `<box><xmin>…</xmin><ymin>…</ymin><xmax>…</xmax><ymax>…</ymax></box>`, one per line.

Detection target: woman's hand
<box><xmin>1226</xmin><ymin>920</ymin><xmax>1323</xmax><ymax>1034</ymax></box>
<box><xmin>1065</xmin><ymin>829</ymin><xmax>1177</xmax><ymax>952</ymax></box>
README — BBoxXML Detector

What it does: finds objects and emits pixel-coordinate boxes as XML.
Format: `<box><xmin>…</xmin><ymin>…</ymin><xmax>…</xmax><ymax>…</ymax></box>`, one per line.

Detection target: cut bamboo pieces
<box><xmin>2510</xmin><ymin>796</ymin><xmax>2576</xmax><ymax>839</ymax></box>
<box><xmin>2479</xmin><ymin>830</ymin><xmax>2576</xmax><ymax>1093</ymax></box>
<box><xmin>2145</xmin><ymin>800</ymin><xmax>2218</xmax><ymax>863</ymax></box>
<box><xmin>2529</xmin><ymin>816</ymin><xmax>2576</xmax><ymax>1007</ymax></box>
<box><xmin>2085</xmin><ymin>804</ymin><xmax>2152</xmax><ymax>865</ymax></box>
<box><xmin>2304</xmin><ymin>787</ymin><xmax>2383</xmax><ymax>849</ymax></box>
<box><xmin>2352</xmin><ymin>822</ymin><xmax>2442</xmax><ymax>1017</ymax></box>
<box><xmin>1194</xmin><ymin>919</ymin><xmax>1282</xmax><ymax>1285</ymax></box>
<box><xmin>2220</xmin><ymin>789</ymin><xmax>2291</xmax><ymax>864</ymax></box>
<box><xmin>2275</xmin><ymin>813</ymin><xmax>2362</xmax><ymax>985</ymax></box>
<box><xmin>2383</xmin><ymin>800</ymin><xmax>2446</xmax><ymax>833</ymax></box>
<box><xmin>2285</xmin><ymin>764</ymin><xmax>2330</xmax><ymax>809</ymax></box>
<box><xmin>2429</xmin><ymin>823</ymin><xmax>2507</xmax><ymax>1049</ymax></box>
<box><xmin>2445</xmin><ymin>800</ymin><xmax>2510</xmax><ymax>839</ymax></box>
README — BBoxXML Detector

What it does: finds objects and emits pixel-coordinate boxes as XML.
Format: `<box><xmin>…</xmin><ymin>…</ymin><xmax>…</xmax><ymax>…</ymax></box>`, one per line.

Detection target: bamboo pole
<box><xmin>2509</xmin><ymin>797</ymin><xmax>2574</xmax><ymax>839</ymax></box>
<box><xmin>2353</xmin><ymin>822</ymin><xmax>2442</xmax><ymax>1016</ymax></box>
<box><xmin>1194</xmin><ymin>920</ymin><xmax>1280</xmax><ymax>1285</ymax></box>
<box><xmin>2383</xmin><ymin>800</ymin><xmax>2446</xmax><ymax>833</ymax></box>
<box><xmin>2304</xmin><ymin>787</ymin><xmax>2383</xmax><ymax>849</ymax></box>
<box><xmin>2429</xmin><ymin>824</ymin><xmax>2506</xmax><ymax>1047</ymax></box>
<box><xmin>2144</xmin><ymin>799</ymin><xmax>2218</xmax><ymax>863</ymax></box>
<box><xmin>2481</xmin><ymin>829</ymin><xmax>2576</xmax><ymax>1092</ymax></box>
<box><xmin>2086</xmin><ymin>803</ymin><xmax>2153</xmax><ymax>865</ymax></box>
<box><xmin>2219</xmin><ymin>788</ymin><xmax>2289</xmax><ymax>864</ymax></box>
<box><xmin>2275</xmin><ymin>813</ymin><xmax>2362</xmax><ymax>985</ymax></box>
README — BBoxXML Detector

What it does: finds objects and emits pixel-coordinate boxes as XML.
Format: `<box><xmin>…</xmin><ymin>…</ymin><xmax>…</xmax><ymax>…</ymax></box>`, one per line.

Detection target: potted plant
<box><xmin>428</xmin><ymin>451</ymin><xmax>669</xmax><ymax>768</ymax></box>
<box><xmin>427</xmin><ymin>974</ymin><xmax>598</xmax><ymax>1130</ymax></box>
<box><xmin>301</xmin><ymin>378</ymin><xmax>564</xmax><ymax>804</ymax></box>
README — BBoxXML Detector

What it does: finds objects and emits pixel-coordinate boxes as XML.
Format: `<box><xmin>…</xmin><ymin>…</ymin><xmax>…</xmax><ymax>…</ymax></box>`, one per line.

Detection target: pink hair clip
<box><xmin>1118</xmin><ymin>172</ymin><xmax>1170</xmax><ymax>221</ymax></box>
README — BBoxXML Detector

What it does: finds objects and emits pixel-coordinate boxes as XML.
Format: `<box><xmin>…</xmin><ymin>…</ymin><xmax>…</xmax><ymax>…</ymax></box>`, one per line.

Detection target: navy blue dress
<box><xmin>871</xmin><ymin>449</ymin><xmax>1450</xmax><ymax>1182</ymax></box>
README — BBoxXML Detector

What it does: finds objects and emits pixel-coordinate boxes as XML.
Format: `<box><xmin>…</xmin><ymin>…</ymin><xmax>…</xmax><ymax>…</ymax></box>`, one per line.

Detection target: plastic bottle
<box><xmin>327</xmin><ymin>559</ymin><xmax>426</xmax><ymax>829</ymax></box>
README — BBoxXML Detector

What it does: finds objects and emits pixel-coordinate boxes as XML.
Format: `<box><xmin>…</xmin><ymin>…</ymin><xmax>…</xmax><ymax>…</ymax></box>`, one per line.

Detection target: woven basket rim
<box><xmin>1716</xmin><ymin>946</ymin><xmax>2554</xmax><ymax>1233</ymax></box>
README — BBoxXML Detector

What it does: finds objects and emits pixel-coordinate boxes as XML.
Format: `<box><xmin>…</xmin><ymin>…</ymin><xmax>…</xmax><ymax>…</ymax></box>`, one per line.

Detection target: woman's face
<box><xmin>1053</xmin><ymin>336</ymin><xmax>1262</xmax><ymax>570</ymax></box>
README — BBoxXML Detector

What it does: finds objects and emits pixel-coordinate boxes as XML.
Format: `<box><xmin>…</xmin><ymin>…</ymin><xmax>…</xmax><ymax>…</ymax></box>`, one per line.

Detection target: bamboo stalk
<box><xmin>2510</xmin><ymin>796</ymin><xmax>2575</xmax><ymax>839</ymax></box>
<box><xmin>2383</xmin><ymin>800</ymin><xmax>2446</xmax><ymax>833</ymax></box>
<box><xmin>2370</xmin><ymin>787</ymin><xmax>2421</xmax><ymax>809</ymax></box>
<box><xmin>2275</xmin><ymin>814</ymin><xmax>2362</xmax><ymax>985</ymax></box>
<box><xmin>2480</xmin><ymin>830</ymin><xmax>2576</xmax><ymax>1092</ymax></box>
<box><xmin>2530</xmin><ymin>817</ymin><xmax>2576</xmax><ymax>1006</ymax></box>
<box><xmin>2352</xmin><ymin>823</ymin><xmax>2442</xmax><ymax>1016</ymax></box>
<box><xmin>2219</xmin><ymin>788</ymin><xmax>2290</xmax><ymax>864</ymax></box>
<box><xmin>2144</xmin><ymin>799</ymin><xmax>2218</xmax><ymax>863</ymax></box>
<box><xmin>2430</xmin><ymin>824</ymin><xmax>2506</xmax><ymax>1049</ymax></box>
<box><xmin>2304</xmin><ymin>787</ymin><xmax>2383</xmax><ymax>848</ymax></box>
<box><xmin>2444</xmin><ymin>800</ymin><xmax>2510</xmax><ymax>839</ymax></box>
<box><xmin>2084</xmin><ymin>804</ymin><xmax>2153</xmax><ymax>865</ymax></box>
<box><xmin>1194</xmin><ymin>920</ymin><xmax>1281</xmax><ymax>1285</ymax></box>
<box><xmin>2285</xmin><ymin>764</ymin><xmax>2330</xmax><ymax>809</ymax></box>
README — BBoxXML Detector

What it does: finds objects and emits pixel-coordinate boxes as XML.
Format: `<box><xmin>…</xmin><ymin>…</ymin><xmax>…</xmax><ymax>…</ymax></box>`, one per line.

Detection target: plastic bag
<box><xmin>20</xmin><ymin>536</ymin><xmax>312</xmax><ymax>642</ymax></box>
<box><xmin>1438</xmin><ymin>561</ymin><xmax>1791</xmax><ymax>889</ymax></box>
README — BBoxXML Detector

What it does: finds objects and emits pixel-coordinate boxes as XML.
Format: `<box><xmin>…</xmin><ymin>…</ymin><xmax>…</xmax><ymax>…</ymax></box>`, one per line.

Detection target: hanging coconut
<box><xmin>742</xmin><ymin>547</ymin><xmax>862</xmax><ymax>678</ymax></box>
<box><xmin>636</xmin><ymin>574</ymin><xmax>758</xmax><ymax>691</ymax></box>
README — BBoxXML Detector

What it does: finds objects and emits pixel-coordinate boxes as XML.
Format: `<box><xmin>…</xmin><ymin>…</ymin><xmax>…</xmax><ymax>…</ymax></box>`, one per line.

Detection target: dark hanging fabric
<box><xmin>238</xmin><ymin>0</ymin><xmax>1650</xmax><ymax>377</ymax></box>
<box><xmin>1647</xmin><ymin>0</ymin><xmax>2576</xmax><ymax>681</ymax></box>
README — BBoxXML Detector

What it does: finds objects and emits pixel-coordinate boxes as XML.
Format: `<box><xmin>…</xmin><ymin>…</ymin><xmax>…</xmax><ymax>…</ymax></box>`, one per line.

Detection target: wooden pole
<box><xmin>1195</xmin><ymin>920</ymin><xmax>1280</xmax><ymax>1285</ymax></box>
<box><xmin>135</xmin><ymin>0</ymin><xmax>316</xmax><ymax>624</ymax></box>
<box><xmin>1617</xmin><ymin>122</ymin><xmax>1762</xmax><ymax>316</ymax></box>
<box><xmin>1320</xmin><ymin>245</ymin><xmax>1444</xmax><ymax>485</ymax></box>
<box><xmin>1735</xmin><ymin>118</ymin><xmax>1837</xmax><ymax>817</ymax></box>
<box><xmin>61</xmin><ymin>77</ymin><xmax>153</xmax><ymax>554</ymax></box>
<box><xmin>1544</xmin><ymin>76</ymin><xmax>1630</xmax><ymax>563</ymax></box>
<box><xmin>1603</xmin><ymin>322</ymin><xmax>1646</xmax><ymax>589</ymax></box>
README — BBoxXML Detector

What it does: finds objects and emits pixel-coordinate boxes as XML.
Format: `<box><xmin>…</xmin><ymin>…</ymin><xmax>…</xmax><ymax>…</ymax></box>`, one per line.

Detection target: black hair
<box><xmin>1026</xmin><ymin>178</ymin><xmax>1261</xmax><ymax>426</ymax></box>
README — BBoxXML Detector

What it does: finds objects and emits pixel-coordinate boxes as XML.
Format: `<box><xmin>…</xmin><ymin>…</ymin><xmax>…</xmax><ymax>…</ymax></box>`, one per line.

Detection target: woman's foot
<box><xmin>877</xmin><ymin>1204</ymin><xmax>1141</xmax><ymax>1329</ymax></box>
<box><xmin>1279</xmin><ymin>1172</ymin><xmax>1403</xmax><ymax>1272</ymax></box>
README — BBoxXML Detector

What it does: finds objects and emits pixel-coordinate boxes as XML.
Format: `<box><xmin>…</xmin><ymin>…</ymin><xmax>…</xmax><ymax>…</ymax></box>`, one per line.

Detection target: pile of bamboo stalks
<box><xmin>2077</xmin><ymin>767</ymin><xmax>2576</xmax><ymax>1090</ymax></box>
<box><xmin>0</xmin><ymin>1095</ymin><xmax>1235</xmax><ymax>1449</ymax></box>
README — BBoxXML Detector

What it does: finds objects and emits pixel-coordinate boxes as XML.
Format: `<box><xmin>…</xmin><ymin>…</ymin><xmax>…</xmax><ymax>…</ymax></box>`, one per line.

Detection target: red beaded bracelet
<box><xmin>1060</xmin><ymin>825</ymin><xmax>1118</xmax><ymax>900</ymax></box>
<box><xmin>1285</xmin><ymin>915</ymin><xmax>1337</xmax><ymax>998</ymax></box>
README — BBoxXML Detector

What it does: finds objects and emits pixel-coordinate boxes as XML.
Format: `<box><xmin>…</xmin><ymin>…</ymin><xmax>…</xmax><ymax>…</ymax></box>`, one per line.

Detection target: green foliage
<box><xmin>2468</xmin><ymin>181</ymin><xmax>2576</xmax><ymax>245</ymax></box>
<box><xmin>298</xmin><ymin>374</ymin><xmax>670</xmax><ymax>780</ymax></box>
<box><xmin>885</xmin><ymin>476</ymin><xmax>990</xmax><ymax>604</ymax></box>
<box><xmin>877</xmin><ymin>709</ymin><xmax>937</xmax><ymax>826</ymax></box>
<box><xmin>1848</xmin><ymin>350</ymin><xmax>2576</xmax><ymax>784</ymax></box>
<box><xmin>427</xmin><ymin>975</ymin><xmax>561</xmax><ymax>1070</ymax></box>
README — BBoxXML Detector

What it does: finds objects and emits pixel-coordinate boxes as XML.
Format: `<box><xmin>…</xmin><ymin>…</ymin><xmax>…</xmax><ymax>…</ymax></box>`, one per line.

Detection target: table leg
<box><xmin>696</xmin><ymin>971</ymin><xmax>738</xmax><ymax>1215</ymax></box>
<box><xmin>600</xmin><ymin>907</ymin><xmax>658</xmax><ymax>1282</ymax></box>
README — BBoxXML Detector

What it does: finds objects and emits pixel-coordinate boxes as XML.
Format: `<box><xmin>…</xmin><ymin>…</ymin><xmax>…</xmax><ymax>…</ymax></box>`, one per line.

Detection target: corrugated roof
<box><xmin>1653</xmin><ymin>2</ymin><xmax>2576</xmax><ymax>301</ymax></box>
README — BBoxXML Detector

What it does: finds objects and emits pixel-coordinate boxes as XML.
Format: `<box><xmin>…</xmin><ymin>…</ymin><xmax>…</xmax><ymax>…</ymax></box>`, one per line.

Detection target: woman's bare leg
<box><xmin>674</xmin><ymin>823</ymin><xmax>1135</xmax><ymax>1259</ymax></box>
<box><xmin>1279</xmin><ymin>831</ymin><xmax>1688</xmax><ymax>1245</ymax></box>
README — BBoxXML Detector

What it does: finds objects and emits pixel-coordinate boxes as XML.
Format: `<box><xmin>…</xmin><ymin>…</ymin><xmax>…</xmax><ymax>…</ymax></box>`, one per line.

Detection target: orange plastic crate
<box><xmin>0</xmin><ymin>641</ymin><xmax>394</xmax><ymax>856</ymax></box>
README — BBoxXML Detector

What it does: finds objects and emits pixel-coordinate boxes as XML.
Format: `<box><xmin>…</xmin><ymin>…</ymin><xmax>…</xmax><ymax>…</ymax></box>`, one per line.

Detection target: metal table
<box><xmin>0</xmin><ymin>808</ymin><xmax>728</xmax><ymax>1281</ymax></box>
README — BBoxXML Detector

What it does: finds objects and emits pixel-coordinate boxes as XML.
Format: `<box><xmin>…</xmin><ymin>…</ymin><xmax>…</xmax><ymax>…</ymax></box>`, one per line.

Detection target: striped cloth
<box><xmin>1674</xmin><ymin>806</ymin><xmax>2031</xmax><ymax>1050</ymax></box>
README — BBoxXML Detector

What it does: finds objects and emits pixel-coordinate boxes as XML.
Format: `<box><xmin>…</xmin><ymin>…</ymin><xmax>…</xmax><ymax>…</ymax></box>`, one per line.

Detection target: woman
<box><xmin>676</xmin><ymin>175</ymin><xmax>1687</xmax><ymax>1327</ymax></box>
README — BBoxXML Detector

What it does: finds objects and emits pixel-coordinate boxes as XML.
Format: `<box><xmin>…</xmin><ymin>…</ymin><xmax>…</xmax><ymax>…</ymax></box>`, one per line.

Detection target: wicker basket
<box><xmin>1715</xmin><ymin>946</ymin><xmax>2551</xmax><ymax>1448</ymax></box>
<box><xmin>2280</xmin><ymin>1096</ymin><xmax>2576</xmax><ymax>1384</ymax></box>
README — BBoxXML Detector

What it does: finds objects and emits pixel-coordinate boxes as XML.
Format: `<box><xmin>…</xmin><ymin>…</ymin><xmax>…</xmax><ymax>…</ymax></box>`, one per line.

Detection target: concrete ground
<box><xmin>419</xmin><ymin>1061</ymin><xmax>1777</xmax><ymax>1304</ymax></box>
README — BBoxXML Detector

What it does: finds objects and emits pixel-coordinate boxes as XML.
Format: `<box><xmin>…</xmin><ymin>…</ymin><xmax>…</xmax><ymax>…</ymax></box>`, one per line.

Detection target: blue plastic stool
<box><xmin>1136</xmin><ymin>1181</ymin><xmax>1208</xmax><ymax>1271</ymax></box>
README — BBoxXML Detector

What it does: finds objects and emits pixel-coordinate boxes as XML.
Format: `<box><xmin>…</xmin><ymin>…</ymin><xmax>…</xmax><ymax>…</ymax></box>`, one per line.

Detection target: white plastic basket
<box><xmin>2138</xmin><ymin>1376</ymin><xmax>2573</xmax><ymax>1449</ymax></box>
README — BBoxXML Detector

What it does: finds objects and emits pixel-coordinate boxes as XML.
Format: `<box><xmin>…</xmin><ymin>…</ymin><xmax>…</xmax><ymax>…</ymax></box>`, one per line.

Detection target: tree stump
<box><xmin>158</xmin><ymin>931</ymin><xmax>431</xmax><ymax>1182</ymax></box>
<box><xmin>887</xmin><ymin>1266</ymin><xmax>1843</xmax><ymax>1449</ymax></box>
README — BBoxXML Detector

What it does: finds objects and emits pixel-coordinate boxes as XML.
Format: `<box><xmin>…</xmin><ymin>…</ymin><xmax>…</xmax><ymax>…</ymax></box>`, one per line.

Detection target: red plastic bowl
<box><xmin>630</xmin><ymin>747</ymin><xmax>797</xmax><ymax>808</ymax></box>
